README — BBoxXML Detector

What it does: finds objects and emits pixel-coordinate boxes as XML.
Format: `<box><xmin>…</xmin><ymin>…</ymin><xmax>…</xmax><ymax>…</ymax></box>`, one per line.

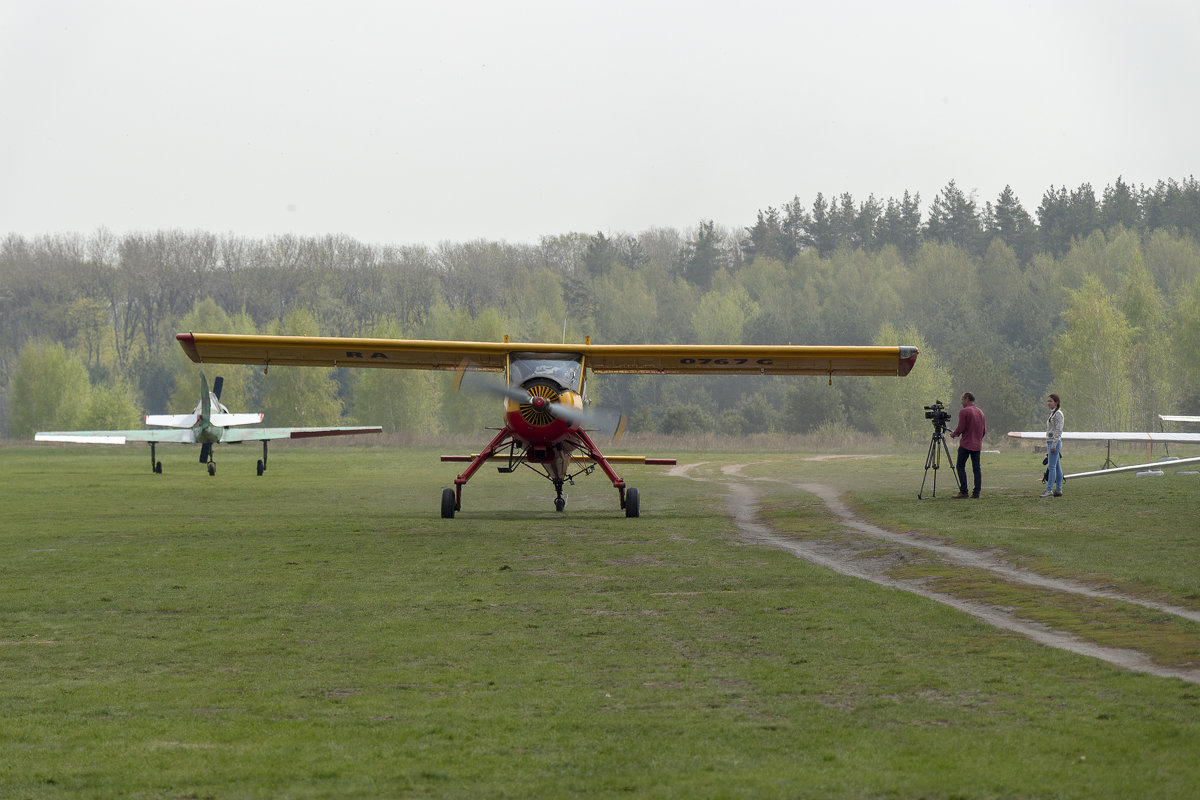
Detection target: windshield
<box><xmin>509</xmin><ymin>354</ymin><xmax>583</xmax><ymax>392</ymax></box>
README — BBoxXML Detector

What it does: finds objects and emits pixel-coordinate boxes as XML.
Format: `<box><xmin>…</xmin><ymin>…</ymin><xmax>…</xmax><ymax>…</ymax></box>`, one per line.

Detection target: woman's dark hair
<box><xmin>1048</xmin><ymin>393</ymin><xmax>1061</xmax><ymax>408</ymax></box>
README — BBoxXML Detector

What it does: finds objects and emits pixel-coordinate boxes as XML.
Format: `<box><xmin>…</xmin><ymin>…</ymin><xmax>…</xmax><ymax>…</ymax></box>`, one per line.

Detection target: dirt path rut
<box><xmin>670</xmin><ymin>462</ymin><xmax>1200</xmax><ymax>685</ymax></box>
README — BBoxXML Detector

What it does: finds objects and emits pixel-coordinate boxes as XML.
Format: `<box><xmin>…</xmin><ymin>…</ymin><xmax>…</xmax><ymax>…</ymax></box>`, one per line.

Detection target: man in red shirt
<box><xmin>949</xmin><ymin>391</ymin><xmax>986</xmax><ymax>499</ymax></box>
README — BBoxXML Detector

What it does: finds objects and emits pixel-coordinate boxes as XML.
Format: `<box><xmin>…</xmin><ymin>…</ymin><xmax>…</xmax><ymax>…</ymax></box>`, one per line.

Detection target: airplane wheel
<box><xmin>256</xmin><ymin>460</ymin><xmax>265</xmax><ymax>476</ymax></box>
<box><xmin>207</xmin><ymin>462</ymin><xmax>216</xmax><ymax>477</ymax></box>
<box><xmin>441</xmin><ymin>488</ymin><xmax>456</xmax><ymax>519</ymax></box>
<box><xmin>554</xmin><ymin>496</ymin><xmax>566</xmax><ymax>513</ymax></box>
<box><xmin>154</xmin><ymin>462</ymin><xmax>163</xmax><ymax>474</ymax></box>
<box><xmin>625</xmin><ymin>487</ymin><xmax>640</xmax><ymax>518</ymax></box>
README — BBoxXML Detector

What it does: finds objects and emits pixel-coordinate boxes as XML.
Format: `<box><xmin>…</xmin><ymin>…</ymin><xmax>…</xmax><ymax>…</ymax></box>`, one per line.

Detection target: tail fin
<box><xmin>199</xmin><ymin>372</ymin><xmax>212</xmax><ymax>427</ymax></box>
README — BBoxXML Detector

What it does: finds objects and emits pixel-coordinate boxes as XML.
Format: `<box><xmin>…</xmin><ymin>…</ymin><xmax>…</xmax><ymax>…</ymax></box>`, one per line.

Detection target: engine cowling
<box><xmin>503</xmin><ymin>379</ymin><xmax>584</xmax><ymax>444</ymax></box>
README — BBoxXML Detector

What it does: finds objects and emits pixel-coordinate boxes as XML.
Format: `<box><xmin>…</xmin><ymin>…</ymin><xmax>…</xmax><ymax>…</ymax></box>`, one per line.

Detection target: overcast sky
<box><xmin>2</xmin><ymin>0</ymin><xmax>1197</xmax><ymax>247</ymax></box>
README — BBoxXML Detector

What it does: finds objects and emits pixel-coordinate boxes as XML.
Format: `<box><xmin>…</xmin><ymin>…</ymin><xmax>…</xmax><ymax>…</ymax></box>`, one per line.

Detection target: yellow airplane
<box><xmin>178</xmin><ymin>333</ymin><xmax>918</xmax><ymax>516</ymax></box>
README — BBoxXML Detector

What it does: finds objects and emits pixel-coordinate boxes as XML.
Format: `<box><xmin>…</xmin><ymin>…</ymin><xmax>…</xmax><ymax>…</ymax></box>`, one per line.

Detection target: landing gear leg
<box><xmin>440</xmin><ymin>427</ymin><xmax>515</xmax><ymax>519</ymax></box>
<box><xmin>150</xmin><ymin>443</ymin><xmax>162</xmax><ymax>474</ymax></box>
<box><xmin>257</xmin><ymin>441</ymin><xmax>268</xmax><ymax>476</ymax></box>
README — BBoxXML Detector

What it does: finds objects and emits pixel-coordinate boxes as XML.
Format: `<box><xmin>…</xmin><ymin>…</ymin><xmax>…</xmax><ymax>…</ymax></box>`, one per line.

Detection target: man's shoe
<box><xmin>971</xmin><ymin>494</ymin><xmax>980</xmax><ymax>499</ymax></box>
<box><xmin>1039</xmin><ymin>489</ymin><xmax>1053</xmax><ymax>498</ymax></box>
<box><xmin>952</xmin><ymin>492</ymin><xmax>969</xmax><ymax>499</ymax></box>
<box><xmin>1053</xmin><ymin>490</ymin><xmax>1062</xmax><ymax>497</ymax></box>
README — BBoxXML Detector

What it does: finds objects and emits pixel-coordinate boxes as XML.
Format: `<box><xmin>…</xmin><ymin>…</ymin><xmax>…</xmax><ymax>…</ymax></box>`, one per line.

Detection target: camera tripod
<box><xmin>918</xmin><ymin>422</ymin><xmax>956</xmax><ymax>499</ymax></box>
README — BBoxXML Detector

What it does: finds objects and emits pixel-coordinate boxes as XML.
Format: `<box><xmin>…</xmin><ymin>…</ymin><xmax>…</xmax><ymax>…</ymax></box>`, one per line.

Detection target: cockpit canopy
<box><xmin>508</xmin><ymin>353</ymin><xmax>583</xmax><ymax>392</ymax></box>
<box><xmin>194</xmin><ymin>393</ymin><xmax>230</xmax><ymax>415</ymax></box>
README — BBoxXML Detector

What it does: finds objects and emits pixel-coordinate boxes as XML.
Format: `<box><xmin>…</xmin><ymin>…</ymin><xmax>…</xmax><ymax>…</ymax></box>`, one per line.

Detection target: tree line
<box><xmin>4</xmin><ymin>177</ymin><xmax>1200</xmax><ymax>444</ymax></box>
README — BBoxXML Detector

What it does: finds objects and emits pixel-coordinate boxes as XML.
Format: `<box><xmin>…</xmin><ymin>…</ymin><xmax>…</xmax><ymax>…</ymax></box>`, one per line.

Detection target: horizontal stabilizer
<box><xmin>440</xmin><ymin>453</ymin><xmax>676</xmax><ymax>465</ymax></box>
<box><xmin>574</xmin><ymin>455</ymin><xmax>677</xmax><ymax>464</ymax></box>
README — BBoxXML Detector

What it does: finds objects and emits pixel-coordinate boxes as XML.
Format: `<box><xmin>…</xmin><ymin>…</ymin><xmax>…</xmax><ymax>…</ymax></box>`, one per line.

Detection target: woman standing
<box><xmin>1041</xmin><ymin>394</ymin><xmax>1065</xmax><ymax>498</ymax></box>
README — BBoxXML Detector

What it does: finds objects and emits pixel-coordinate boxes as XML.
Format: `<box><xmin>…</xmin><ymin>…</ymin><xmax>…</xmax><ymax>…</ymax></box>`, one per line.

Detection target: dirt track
<box><xmin>670</xmin><ymin>461</ymin><xmax>1200</xmax><ymax>685</ymax></box>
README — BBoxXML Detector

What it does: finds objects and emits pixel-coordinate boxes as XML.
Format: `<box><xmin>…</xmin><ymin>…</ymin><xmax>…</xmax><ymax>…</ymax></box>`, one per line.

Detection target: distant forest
<box><xmin>4</xmin><ymin>176</ymin><xmax>1200</xmax><ymax>444</ymax></box>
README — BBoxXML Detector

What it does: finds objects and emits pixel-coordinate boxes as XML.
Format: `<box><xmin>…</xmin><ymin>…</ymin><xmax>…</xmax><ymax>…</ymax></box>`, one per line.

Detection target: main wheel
<box><xmin>207</xmin><ymin>462</ymin><xmax>216</xmax><ymax>477</ymax></box>
<box><xmin>153</xmin><ymin>462</ymin><xmax>163</xmax><ymax>474</ymax></box>
<box><xmin>554</xmin><ymin>496</ymin><xmax>566</xmax><ymax>512</ymax></box>
<box><xmin>625</xmin><ymin>487</ymin><xmax>640</xmax><ymax>518</ymax></box>
<box><xmin>441</xmin><ymin>487</ymin><xmax>456</xmax><ymax>519</ymax></box>
<box><xmin>256</xmin><ymin>459</ymin><xmax>265</xmax><ymax>476</ymax></box>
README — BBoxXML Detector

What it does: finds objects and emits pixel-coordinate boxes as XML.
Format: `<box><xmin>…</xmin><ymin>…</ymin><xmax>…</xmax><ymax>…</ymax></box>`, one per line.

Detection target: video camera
<box><xmin>924</xmin><ymin>400</ymin><xmax>952</xmax><ymax>426</ymax></box>
<box><xmin>918</xmin><ymin>400</ymin><xmax>955</xmax><ymax>498</ymax></box>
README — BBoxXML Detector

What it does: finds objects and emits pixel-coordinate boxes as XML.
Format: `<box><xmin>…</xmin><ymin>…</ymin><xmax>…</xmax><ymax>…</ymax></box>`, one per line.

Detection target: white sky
<box><xmin>2</xmin><ymin>0</ymin><xmax>1197</xmax><ymax>247</ymax></box>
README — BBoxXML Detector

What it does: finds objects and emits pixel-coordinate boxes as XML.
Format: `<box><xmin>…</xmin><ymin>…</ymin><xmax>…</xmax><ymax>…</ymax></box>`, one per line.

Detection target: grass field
<box><xmin>2</xmin><ymin>438</ymin><xmax>1199</xmax><ymax>798</ymax></box>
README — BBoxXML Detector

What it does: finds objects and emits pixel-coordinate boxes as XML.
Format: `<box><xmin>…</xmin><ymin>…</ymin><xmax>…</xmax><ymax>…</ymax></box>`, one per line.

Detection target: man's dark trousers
<box><xmin>956</xmin><ymin>446</ymin><xmax>981</xmax><ymax>497</ymax></box>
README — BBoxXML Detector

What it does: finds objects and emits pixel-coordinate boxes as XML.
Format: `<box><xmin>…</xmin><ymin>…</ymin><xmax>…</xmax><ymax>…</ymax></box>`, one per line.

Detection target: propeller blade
<box><xmin>547</xmin><ymin>402</ymin><xmax>626</xmax><ymax>442</ymax></box>
<box><xmin>199</xmin><ymin>442</ymin><xmax>212</xmax><ymax>464</ymax></box>
<box><xmin>212</xmin><ymin>376</ymin><xmax>224</xmax><ymax>400</ymax></box>
<box><xmin>458</xmin><ymin>369</ymin><xmax>532</xmax><ymax>404</ymax></box>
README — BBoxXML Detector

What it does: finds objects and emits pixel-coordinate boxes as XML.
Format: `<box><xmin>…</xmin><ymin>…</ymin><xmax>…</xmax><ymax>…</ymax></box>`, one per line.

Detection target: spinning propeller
<box><xmin>457</xmin><ymin>369</ymin><xmax>627</xmax><ymax>442</ymax></box>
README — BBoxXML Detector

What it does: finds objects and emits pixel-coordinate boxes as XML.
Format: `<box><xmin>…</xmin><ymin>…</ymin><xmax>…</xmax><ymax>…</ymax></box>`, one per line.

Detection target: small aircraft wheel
<box><xmin>256</xmin><ymin>459</ymin><xmax>265</xmax><ymax>476</ymax></box>
<box><xmin>207</xmin><ymin>462</ymin><xmax>216</xmax><ymax>477</ymax></box>
<box><xmin>154</xmin><ymin>462</ymin><xmax>163</xmax><ymax>474</ymax></box>
<box><xmin>625</xmin><ymin>487</ymin><xmax>640</xmax><ymax>518</ymax></box>
<box><xmin>441</xmin><ymin>487</ymin><xmax>456</xmax><ymax>519</ymax></box>
<box><xmin>554</xmin><ymin>496</ymin><xmax>566</xmax><ymax>513</ymax></box>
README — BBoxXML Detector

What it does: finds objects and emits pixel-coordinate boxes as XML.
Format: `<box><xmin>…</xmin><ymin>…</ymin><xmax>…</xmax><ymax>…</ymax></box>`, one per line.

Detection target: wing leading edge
<box><xmin>177</xmin><ymin>333</ymin><xmax>918</xmax><ymax>377</ymax></box>
<box><xmin>36</xmin><ymin>429</ymin><xmax>198</xmax><ymax>444</ymax></box>
<box><xmin>219</xmin><ymin>426</ymin><xmax>383</xmax><ymax>442</ymax></box>
<box><xmin>1007</xmin><ymin>431</ymin><xmax>1200</xmax><ymax>444</ymax></box>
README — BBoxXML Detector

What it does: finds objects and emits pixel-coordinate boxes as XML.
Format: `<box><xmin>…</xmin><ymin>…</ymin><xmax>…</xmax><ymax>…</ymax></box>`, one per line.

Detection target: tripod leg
<box><xmin>919</xmin><ymin>433</ymin><xmax>942</xmax><ymax>499</ymax></box>
<box><xmin>943</xmin><ymin>435</ymin><xmax>961</xmax><ymax>494</ymax></box>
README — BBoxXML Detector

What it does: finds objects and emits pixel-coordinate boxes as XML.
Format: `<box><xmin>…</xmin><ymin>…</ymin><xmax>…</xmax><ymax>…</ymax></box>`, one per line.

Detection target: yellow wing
<box><xmin>177</xmin><ymin>333</ymin><xmax>511</xmax><ymax>371</ymax></box>
<box><xmin>581</xmin><ymin>343</ymin><xmax>917</xmax><ymax>376</ymax></box>
<box><xmin>177</xmin><ymin>334</ymin><xmax>918</xmax><ymax>377</ymax></box>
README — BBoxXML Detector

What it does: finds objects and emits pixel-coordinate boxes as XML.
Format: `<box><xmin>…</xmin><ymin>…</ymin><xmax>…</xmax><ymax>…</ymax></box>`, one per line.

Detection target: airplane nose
<box><xmin>532</xmin><ymin>396</ymin><xmax>549</xmax><ymax>409</ymax></box>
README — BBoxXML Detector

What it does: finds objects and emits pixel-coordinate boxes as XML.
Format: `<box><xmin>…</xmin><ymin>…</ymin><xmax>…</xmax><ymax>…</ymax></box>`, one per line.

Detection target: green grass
<box><xmin>3</xmin><ymin>441</ymin><xmax>1200</xmax><ymax>798</ymax></box>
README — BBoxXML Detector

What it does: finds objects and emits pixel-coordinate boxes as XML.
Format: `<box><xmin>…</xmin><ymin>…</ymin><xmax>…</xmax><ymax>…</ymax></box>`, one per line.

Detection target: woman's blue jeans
<box><xmin>1047</xmin><ymin>440</ymin><xmax>1063</xmax><ymax>491</ymax></box>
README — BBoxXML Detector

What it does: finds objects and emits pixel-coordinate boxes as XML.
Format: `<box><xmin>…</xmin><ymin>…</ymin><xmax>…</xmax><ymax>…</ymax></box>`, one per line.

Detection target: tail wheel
<box><xmin>625</xmin><ymin>487</ymin><xmax>640</xmax><ymax>518</ymax></box>
<box><xmin>441</xmin><ymin>487</ymin><xmax>456</xmax><ymax>519</ymax></box>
